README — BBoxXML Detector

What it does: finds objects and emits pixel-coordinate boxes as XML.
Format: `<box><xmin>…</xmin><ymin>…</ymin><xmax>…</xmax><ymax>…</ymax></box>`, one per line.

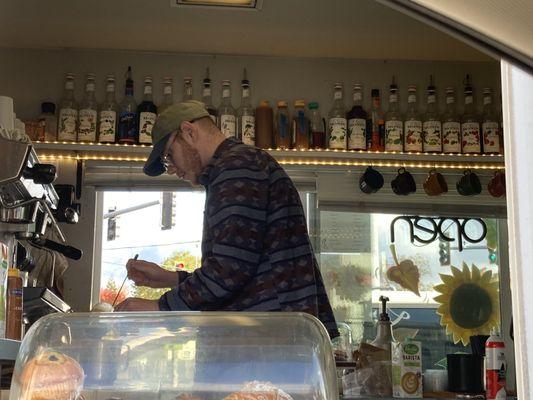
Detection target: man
<box><xmin>115</xmin><ymin>100</ymin><xmax>338</xmax><ymax>338</ymax></box>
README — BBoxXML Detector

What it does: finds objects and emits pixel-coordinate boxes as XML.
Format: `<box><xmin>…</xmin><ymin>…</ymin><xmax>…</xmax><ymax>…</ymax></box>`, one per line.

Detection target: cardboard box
<box><xmin>392</xmin><ymin>340</ymin><xmax>422</xmax><ymax>398</ymax></box>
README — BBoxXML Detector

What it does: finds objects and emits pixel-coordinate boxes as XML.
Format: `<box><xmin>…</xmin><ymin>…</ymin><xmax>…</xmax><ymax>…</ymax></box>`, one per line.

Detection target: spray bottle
<box><xmin>485</xmin><ymin>328</ymin><xmax>506</xmax><ymax>400</ymax></box>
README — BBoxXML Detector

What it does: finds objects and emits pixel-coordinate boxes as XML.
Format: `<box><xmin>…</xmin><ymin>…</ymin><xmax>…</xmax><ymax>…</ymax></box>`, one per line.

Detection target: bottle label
<box><xmin>348</xmin><ymin>118</ymin><xmax>366</xmax><ymax>150</ymax></box>
<box><xmin>164</xmin><ymin>86</ymin><xmax>172</xmax><ymax>95</ymax></box>
<box><xmin>465</xmin><ymin>95</ymin><xmax>473</xmax><ymax>105</ymax></box>
<box><xmin>404</xmin><ymin>120</ymin><xmax>423</xmax><ymax>151</ymax></box>
<box><xmin>86</xmin><ymin>83</ymin><xmax>95</xmax><ymax>92</ymax></box>
<box><xmin>389</xmin><ymin>94</ymin><xmax>398</xmax><ymax>103</ymax></box>
<box><xmin>65</xmin><ymin>81</ymin><xmax>74</xmax><ymax>90</ymax></box>
<box><xmin>483</xmin><ymin>121</ymin><xmax>500</xmax><ymax>153</ymax></box>
<box><xmin>106</xmin><ymin>83</ymin><xmax>115</xmax><ymax>93</ymax></box>
<box><xmin>334</xmin><ymin>91</ymin><xmax>342</xmax><ymax>100</ymax></box>
<box><xmin>408</xmin><ymin>94</ymin><xmax>416</xmax><ymax>103</ymax></box>
<box><xmin>428</xmin><ymin>94</ymin><xmax>436</xmax><ymax>104</ymax></box>
<box><xmin>442</xmin><ymin>121</ymin><xmax>461</xmax><ymax>152</ymax></box>
<box><xmin>220</xmin><ymin>115</ymin><xmax>236</xmax><ymax>138</ymax></box>
<box><xmin>354</xmin><ymin>92</ymin><xmax>362</xmax><ymax>102</ymax></box>
<box><xmin>58</xmin><ymin>108</ymin><xmax>78</xmax><ymax>141</ymax></box>
<box><xmin>241</xmin><ymin>115</ymin><xmax>255</xmax><ymax>146</ymax></box>
<box><xmin>242</xmin><ymin>88</ymin><xmax>250</xmax><ymax>98</ymax></box>
<box><xmin>385</xmin><ymin>120</ymin><xmax>403</xmax><ymax>151</ymax></box>
<box><xmin>278</xmin><ymin>114</ymin><xmax>290</xmax><ymax>144</ymax></box>
<box><xmin>222</xmin><ymin>88</ymin><xmax>230</xmax><ymax>98</ymax></box>
<box><xmin>203</xmin><ymin>88</ymin><xmax>211</xmax><ymax>97</ymax></box>
<box><xmin>98</xmin><ymin>110</ymin><xmax>117</xmax><ymax>142</ymax></box>
<box><xmin>78</xmin><ymin>109</ymin><xmax>97</xmax><ymax>142</ymax></box>
<box><xmin>461</xmin><ymin>122</ymin><xmax>481</xmax><ymax>152</ymax></box>
<box><xmin>144</xmin><ymin>86</ymin><xmax>153</xmax><ymax>95</ymax></box>
<box><xmin>484</xmin><ymin>96</ymin><xmax>492</xmax><ymax>106</ymax></box>
<box><xmin>423</xmin><ymin>120</ymin><xmax>442</xmax><ymax>152</ymax></box>
<box><xmin>486</xmin><ymin>344</ymin><xmax>506</xmax><ymax>400</ymax></box>
<box><xmin>139</xmin><ymin>111</ymin><xmax>157</xmax><ymax>144</ymax></box>
<box><xmin>328</xmin><ymin>117</ymin><xmax>347</xmax><ymax>149</ymax></box>
<box><xmin>118</xmin><ymin>111</ymin><xmax>137</xmax><ymax>142</ymax></box>
<box><xmin>446</xmin><ymin>96</ymin><xmax>455</xmax><ymax>104</ymax></box>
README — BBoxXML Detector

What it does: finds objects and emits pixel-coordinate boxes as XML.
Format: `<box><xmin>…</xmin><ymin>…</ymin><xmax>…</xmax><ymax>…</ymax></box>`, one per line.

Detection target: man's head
<box><xmin>143</xmin><ymin>101</ymin><xmax>225</xmax><ymax>185</ymax></box>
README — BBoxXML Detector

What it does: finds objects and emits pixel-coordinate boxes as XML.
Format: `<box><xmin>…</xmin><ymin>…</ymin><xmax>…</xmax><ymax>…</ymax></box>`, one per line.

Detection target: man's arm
<box><xmin>159</xmin><ymin>163</ymin><xmax>269</xmax><ymax>311</ymax></box>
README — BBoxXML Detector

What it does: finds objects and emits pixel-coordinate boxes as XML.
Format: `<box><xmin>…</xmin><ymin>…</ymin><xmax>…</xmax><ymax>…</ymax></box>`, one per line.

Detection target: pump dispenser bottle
<box><xmin>371</xmin><ymin>295</ymin><xmax>395</xmax><ymax>351</ymax></box>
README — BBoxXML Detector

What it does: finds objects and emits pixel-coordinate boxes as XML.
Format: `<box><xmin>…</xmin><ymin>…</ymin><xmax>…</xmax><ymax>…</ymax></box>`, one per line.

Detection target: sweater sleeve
<box><xmin>160</xmin><ymin>163</ymin><xmax>269</xmax><ymax>310</ymax></box>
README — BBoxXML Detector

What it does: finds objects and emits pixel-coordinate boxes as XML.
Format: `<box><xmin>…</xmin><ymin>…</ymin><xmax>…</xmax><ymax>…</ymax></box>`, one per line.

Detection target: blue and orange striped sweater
<box><xmin>159</xmin><ymin>138</ymin><xmax>338</xmax><ymax>338</ymax></box>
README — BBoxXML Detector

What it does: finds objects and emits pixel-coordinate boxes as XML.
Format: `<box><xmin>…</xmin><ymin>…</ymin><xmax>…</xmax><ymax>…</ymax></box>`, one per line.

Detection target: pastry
<box><xmin>19</xmin><ymin>350</ymin><xmax>84</xmax><ymax>400</ymax></box>
<box><xmin>223</xmin><ymin>392</ymin><xmax>277</xmax><ymax>400</ymax></box>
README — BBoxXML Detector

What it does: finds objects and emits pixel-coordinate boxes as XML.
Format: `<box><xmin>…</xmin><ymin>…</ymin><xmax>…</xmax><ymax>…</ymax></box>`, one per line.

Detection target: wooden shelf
<box><xmin>32</xmin><ymin>141</ymin><xmax>505</xmax><ymax>171</ymax></box>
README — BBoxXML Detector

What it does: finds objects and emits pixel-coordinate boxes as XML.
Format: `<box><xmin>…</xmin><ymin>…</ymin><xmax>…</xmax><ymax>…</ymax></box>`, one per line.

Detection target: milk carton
<box><xmin>392</xmin><ymin>340</ymin><xmax>422</xmax><ymax>398</ymax></box>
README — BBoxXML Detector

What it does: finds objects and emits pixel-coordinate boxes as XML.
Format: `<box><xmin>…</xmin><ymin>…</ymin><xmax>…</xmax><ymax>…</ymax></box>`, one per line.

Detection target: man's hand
<box><xmin>126</xmin><ymin>258</ymin><xmax>178</xmax><ymax>288</ymax></box>
<box><xmin>114</xmin><ymin>297</ymin><xmax>160</xmax><ymax>311</ymax></box>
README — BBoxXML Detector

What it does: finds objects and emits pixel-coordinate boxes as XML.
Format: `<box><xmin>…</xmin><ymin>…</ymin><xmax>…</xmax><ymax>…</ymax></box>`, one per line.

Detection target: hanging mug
<box><xmin>423</xmin><ymin>169</ymin><xmax>448</xmax><ymax>196</ymax></box>
<box><xmin>456</xmin><ymin>169</ymin><xmax>482</xmax><ymax>196</ymax></box>
<box><xmin>391</xmin><ymin>167</ymin><xmax>416</xmax><ymax>195</ymax></box>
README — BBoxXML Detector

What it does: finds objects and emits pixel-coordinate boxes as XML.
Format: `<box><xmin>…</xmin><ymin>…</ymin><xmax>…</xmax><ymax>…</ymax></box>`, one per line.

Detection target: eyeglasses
<box><xmin>161</xmin><ymin>134</ymin><xmax>179</xmax><ymax>170</ymax></box>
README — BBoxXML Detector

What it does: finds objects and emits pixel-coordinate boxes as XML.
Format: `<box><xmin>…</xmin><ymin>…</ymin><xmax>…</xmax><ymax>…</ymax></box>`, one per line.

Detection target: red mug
<box><xmin>488</xmin><ymin>170</ymin><xmax>506</xmax><ymax>198</ymax></box>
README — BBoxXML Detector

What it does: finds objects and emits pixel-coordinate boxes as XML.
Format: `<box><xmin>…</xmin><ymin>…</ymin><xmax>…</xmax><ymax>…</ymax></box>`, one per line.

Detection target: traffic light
<box><xmin>488</xmin><ymin>248</ymin><xmax>498</xmax><ymax>264</ymax></box>
<box><xmin>439</xmin><ymin>239</ymin><xmax>450</xmax><ymax>266</ymax></box>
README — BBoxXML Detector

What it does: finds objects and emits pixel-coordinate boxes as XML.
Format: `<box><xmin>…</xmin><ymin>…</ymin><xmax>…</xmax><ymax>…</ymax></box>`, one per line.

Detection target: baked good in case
<box><xmin>223</xmin><ymin>392</ymin><xmax>277</xmax><ymax>400</ymax></box>
<box><xmin>19</xmin><ymin>350</ymin><xmax>84</xmax><ymax>400</ymax></box>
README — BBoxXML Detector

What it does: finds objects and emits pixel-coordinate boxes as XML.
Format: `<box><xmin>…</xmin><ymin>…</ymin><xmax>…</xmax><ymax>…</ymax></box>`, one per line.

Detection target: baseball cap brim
<box><xmin>143</xmin><ymin>133</ymin><xmax>172</xmax><ymax>177</ymax></box>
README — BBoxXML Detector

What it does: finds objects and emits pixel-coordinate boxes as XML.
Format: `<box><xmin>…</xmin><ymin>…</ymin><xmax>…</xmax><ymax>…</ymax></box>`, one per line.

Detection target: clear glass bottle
<box><xmin>292</xmin><ymin>100</ymin><xmax>309</xmax><ymax>150</ymax></box>
<box><xmin>369</xmin><ymin>89</ymin><xmax>385</xmax><ymax>151</ymax></box>
<box><xmin>481</xmin><ymin>87</ymin><xmax>501</xmax><ymax>154</ymax></box>
<box><xmin>422</xmin><ymin>77</ymin><xmax>442</xmax><ymax>153</ymax></box>
<box><xmin>238</xmin><ymin>69</ymin><xmax>255</xmax><ymax>146</ymax></box>
<box><xmin>275</xmin><ymin>101</ymin><xmax>291</xmax><ymax>149</ymax></box>
<box><xmin>137</xmin><ymin>76</ymin><xmax>158</xmax><ymax>145</ymax></box>
<box><xmin>57</xmin><ymin>73</ymin><xmax>78</xmax><ymax>142</ymax></box>
<box><xmin>39</xmin><ymin>102</ymin><xmax>57</xmax><ymax>142</ymax></box>
<box><xmin>328</xmin><ymin>83</ymin><xmax>347</xmax><ymax>149</ymax></box>
<box><xmin>218</xmin><ymin>80</ymin><xmax>236</xmax><ymax>138</ymax></box>
<box><xmin>404</xmin><ymin>85</ymin><xmax>423</xmax><ymax>152</ymax></box>
<box><xmin>461</xmin><ymin>76</ymin><xmax>481</xmax><ymax>154</ymax></box>
<box><xmin>159</xmin><ymin>77</ymin><xmax>174</xmax><ymax>114</ymax></box>
<box><xmin>309</xmin><ymin>102</ymin><xmax>325</xmax><ymax>149</ymax></box>
<box><xmin>98</xmin><ymin>75</ymin><xmax>119</xmax><ymax>143</ymax></box>
<box><xmin>202</xmin><ymin>68</ymin><xmax>217</xmax><ymax>123</ymax></box>
<box><xmin>183</xmin><ymin>77</ymin><xmax>193</xmax><ymax>101</ymax></box>
<box><xmin>78</xmin><ymin>73</ymin><xmax>98</xmax><ymax>142</ymax></box>
<box><xmin>117</xmin><ymin>66</ymin><xmax>138</xmax><ymax>144</ymax></box>
<box><xmin>385</xmin><ymin>80</ymin><xmax>403</xmax><ymax>152</ymax></box>
<box><xmin>347</xmin><ymin>83</ymin><xmax>368</xmax><ymax>151</ymax></box>
<box><xmin>442</xmin><ymin>87</ymin><xmax>461</xmax><ymax>153</ymax></box>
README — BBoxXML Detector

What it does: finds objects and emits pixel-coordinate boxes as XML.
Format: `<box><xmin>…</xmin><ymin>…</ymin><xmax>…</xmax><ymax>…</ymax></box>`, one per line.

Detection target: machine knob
<box><xmin>22</xmin><ymin>164</ymin><xmax>57</xmax><ymax>185</ymax></box>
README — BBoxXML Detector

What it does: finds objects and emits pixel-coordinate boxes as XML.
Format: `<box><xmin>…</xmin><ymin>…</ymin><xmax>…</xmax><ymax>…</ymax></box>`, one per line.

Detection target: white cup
<box><xmin>423</xmin><ymin>369</ymin><xmax>448</xmax><ymax>392</ymax></box>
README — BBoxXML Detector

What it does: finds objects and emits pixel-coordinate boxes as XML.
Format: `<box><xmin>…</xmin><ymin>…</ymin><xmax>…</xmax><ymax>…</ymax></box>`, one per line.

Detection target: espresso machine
<box><xmin>0</xmin><ymin>137</ymin><xmax>82</xmax><ymax>328</ymax></box>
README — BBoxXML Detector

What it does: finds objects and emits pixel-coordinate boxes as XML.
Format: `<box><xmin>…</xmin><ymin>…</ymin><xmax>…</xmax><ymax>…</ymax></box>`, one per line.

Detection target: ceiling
<box><xmin>0</xmin><ymin>0</ymin><xmax>492</xmax><ymax>61</ymax></box>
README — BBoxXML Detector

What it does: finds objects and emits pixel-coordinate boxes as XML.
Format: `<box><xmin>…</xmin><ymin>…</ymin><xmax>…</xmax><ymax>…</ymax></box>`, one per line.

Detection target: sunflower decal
<box><xmin>434</xmin><ymin>263</ymin><xmax>499</xmax><ymax>346</ymax></box>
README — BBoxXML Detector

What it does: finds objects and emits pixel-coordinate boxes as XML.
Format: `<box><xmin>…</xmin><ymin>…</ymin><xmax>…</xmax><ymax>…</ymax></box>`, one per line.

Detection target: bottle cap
<box><xmin>144</xmin><ymin>76</ymin><xmax>153</xmax><ymax>83</ymax></box>
<box><xmin>183</xmin><ymin>76</ymin><xmax>192</xmax><ymax>82</ymax></box>
<box><xmin>408</xmin><ymin>84</ymin><xmax>417</xmax><ymax>92</ymax></box>
<box><xmin>8</xmin><ymin>268</ymin><xmax>19</xmax><ymax>278</ymax></box>
<box><xmin>106</xmin><ymin>74</ymin><xmax>115</xmax><ymax>82</ymax></box>
<box><xmin>334</xmin><ymin>82</ymin><xmax>343</xmax><ymax>89</ymax></box>
<box><xmin>483</xmin><ymin>87</ymin><xmax>492</xmax><ymax>95</ymax></box>
<box><xmin>65</xmin><ymin>72</ymin><xmax>75</xmax><ymax>79</ymax></box>
<box><xmin>163</xmin><ymin>77</ymin><xmax>173</xmax><ymax>84</ymax></box>
<box><xmin>308</xmin><ymin>102</ymin><xmax>319</xmax><ymax>109</ymax></box>
<box><xmin>222</xmin><ymin>80</ymin><xmax>231</xmax><ymax>85</ymax></box>
<box><xmin>294</xmin><ymin>100</ymin><xmax>305</xmax><ymax>107</ymax></box>
<box><xmin>445</xmin><ymin>86</ymin><xmax>455</xmax><ymax>94</ymax></box>
<box><xmin>41</xmin><ymin>102</ymin><xmax>56</xmax><ymax>114</ymax></box>
<box><xmin>371</xmin><ymin>89</ymin><xmax>380</xmax><ymax>97</ymax></box>
<box><xmin>86</xmin><ymin>73</ymin><xmax>95</xmax><ymax>80</ymax></box>
<box><xmin>259</xmin><ymin>100</ymin><xmax>270</xmax><ymax>107</ymax></box>
<box><xmin>277</xmin><ymin>100</ymin><xmax>288</xmax><ymax>108</ymax></box>
<box><xmin>353</xmin><ymin>83</ymin><xmax>363</xmax><ymax>90</ymax></box>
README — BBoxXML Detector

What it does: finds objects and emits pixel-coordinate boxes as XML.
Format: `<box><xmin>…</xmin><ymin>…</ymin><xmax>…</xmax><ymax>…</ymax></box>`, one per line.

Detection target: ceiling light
<box><xmin>173</xmin><ymin>0</ymin><xmax>261</xmax><ymax>9</ymax></box>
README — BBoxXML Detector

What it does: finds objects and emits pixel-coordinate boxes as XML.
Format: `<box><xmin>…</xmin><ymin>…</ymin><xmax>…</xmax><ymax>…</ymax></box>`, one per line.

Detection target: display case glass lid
<box><xmin>10</xmin><ymin>311</ymin><xmax>338</xmax><ymax>400</ymax></box>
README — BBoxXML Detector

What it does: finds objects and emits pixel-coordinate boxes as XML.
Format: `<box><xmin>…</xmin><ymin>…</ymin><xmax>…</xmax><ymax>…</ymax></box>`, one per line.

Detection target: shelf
<box><xmin>0</xmin><ymin>338</ymin><xmax>20</xmax><ymax>361</ymax></box>
<box><xmin>32</xmin><ymin>141</ymin><xmax>505</xmax><ymax>171</ymax></box>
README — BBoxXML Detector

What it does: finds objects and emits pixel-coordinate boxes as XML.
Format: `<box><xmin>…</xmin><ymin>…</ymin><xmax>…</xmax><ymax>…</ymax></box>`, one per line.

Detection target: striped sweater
<box><xmin>159</xmin><ymin>138</ymin><xmax>338</xmax><ymax>338</ymax></box>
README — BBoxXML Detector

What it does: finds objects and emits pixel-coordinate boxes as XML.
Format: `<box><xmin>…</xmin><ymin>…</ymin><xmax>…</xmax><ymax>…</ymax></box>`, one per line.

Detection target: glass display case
<box><xmin>10</xmin><ymin>311</ymin><xmax>338</xmax><ymax>400</ymax></box>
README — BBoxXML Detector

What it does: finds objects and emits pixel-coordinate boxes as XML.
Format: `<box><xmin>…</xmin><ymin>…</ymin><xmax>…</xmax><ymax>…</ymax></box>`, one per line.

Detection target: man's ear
<box><xmin>179</xmin><ymin>121</ymin><xmax>197</xmax><ymax>145</ymax></box>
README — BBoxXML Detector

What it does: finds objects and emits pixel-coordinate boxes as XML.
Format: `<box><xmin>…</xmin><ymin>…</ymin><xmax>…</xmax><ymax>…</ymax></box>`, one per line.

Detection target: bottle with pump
<box><xmin>404</xmin><ymin>85</ymin><xmax>423</xmax><ymax>152</ymax></box>
<box><xmin>482</xmin><ymin>87</ymin><xmax>501</xmax><ymax>154</ymax></box>
<box><xmin>308</xmin><ymin>102</ymin><xmax>325</xmax><ymax>149</ymax></box>
<box><xmin>369</xmin><ymin>89</ymin><xmax>386</xmax><ymax>151</ymax></box>
<box><xmin>328</xmin><ymin>83</ymin><xmax>347</xmax><ymax>149</ymax></box>
<box><xmin>347</xmin><ymin>83</ymin><xmax>368</xmax><ymax>151</ymax></box>
<box><xmin>370</xmin><ymin>296</ymin><xmax>394</xmax><ymax>396</ymax></box>
<box><xmin>461</xmin><ymin>74</ymin><xmax>481</xmax><ymax>154</ymax></box>
<box><xmin>57</xmin><ymin>73</ymin><xmax>78</xmax><ymax>142</ymax></box>
<box><xmin>218</xmin><ymin>80</ymin><xmax>237</xmax><ymax>138</ymax></box>
<box><xmin>385</xmin><ymin>77</ymin><xmax>403</xmax><ymax>152</ymax></box>
<box><xmin>292</xmin><ymin>100</ymin><xmax>309</xmax><ymax>150</ymax></box>
<box><xmin>238</xmin><ymin>69</ymin><xmax>255</xmax><ymax>146</ymax></box>
<box><xmin>202</xmin><ymin>68</ymin><xmax>217</xmax><ymax>122</ymax></box>
<box><xmin>423</xmin><ymin>75</ymin><xmax>442</xmax><ymax>153</ymax></box>
<box><xmin>5</xmin><ymin>268</ymin><xmax>23</xmax><ymax>340</ymax></box>
<box><xmin>117</xmin><ymin>66</ymin><xmax>138</xmax><ymax>144</ymax></box>
<box><xmin>159</xmin><ymin>77</ymin><xmax>174</xmax><ymax>114</ymax></box>
<box><xmin>98</xmin><ymin>75</ymin><xmax>119</xmax><ymax>143</ymax></box>
<box><xmin>485</xmin><ymin>328</ymin><xmax>506</xmax><ymax>400</ymax></box>
<box><xmin>183</xmin><ymin>77</ymin><xmax>194</xmax><ymax>101</ymax></box>
<box><xmin>137</xmin><ymin>76</ymin><xmax>158</xmax><ymax>145</ymax></box>
<box><xmin>78</xmin><ymin>73</ymin><xmax>98</xmax><ymax>142</ymax></box>
<box><xmin>442</xmin><ymin>87</ymin><xmax>461</xmax><ymax>153</ymax></box>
